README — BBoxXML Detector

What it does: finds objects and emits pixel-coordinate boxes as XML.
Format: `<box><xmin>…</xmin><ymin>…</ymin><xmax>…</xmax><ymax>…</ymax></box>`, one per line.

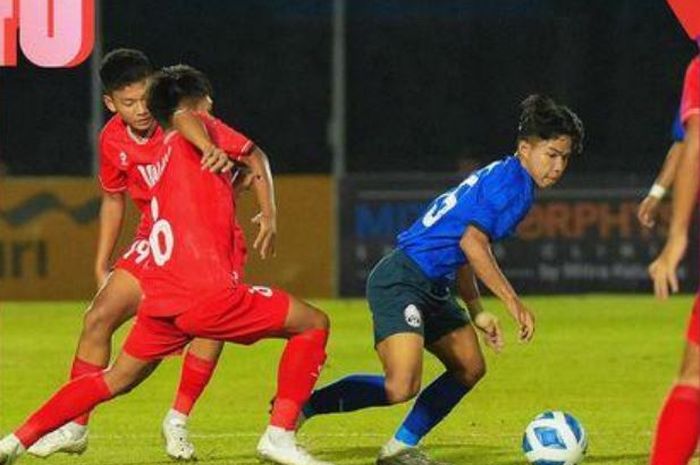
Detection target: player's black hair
<box><xmin>146</xmin><ymin>64</ymin><xmax>213</xmax><ymax>128</ymax></box>
<box><xmin>99</xmin><ymin>48</ymin><xmax>154</xmax><ymax>94</ymax></box>
<box><xmin>517</xmin><ymin>94</ymin><xmax>584</xmax><ymax>156</ymax></box>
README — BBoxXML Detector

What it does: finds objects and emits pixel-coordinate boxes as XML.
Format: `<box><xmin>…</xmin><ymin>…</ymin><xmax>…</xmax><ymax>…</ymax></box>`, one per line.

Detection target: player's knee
<box><xmin>82</xmin><ymin>305</ymin><xmax>120</xmax><ymax>340</ymax></box>
<box><xmin>300</xmin><ymin>302</ymin><xmax>330</xmax><ymax>331</ymax></box>
<box><xmin>451</xmin><ymin>362</ymin><xmax>486</xmax><ymax>388</ymax></box>
<box><xmin>312</xmin><ymin>309</ymin><xmax>330</xmax><ymax>331</ymax></box>
<box><xmin>677</xmin><ymin>343</ymin><xmax>700</xmax><ymax>386</ymax></box>
<box><xmin>102</xmin><ymin>368</ymin><xmax>134</xmax><ymax>397</ymax></box>
<box><xmin>678</xmin><ymin>364</ymin><xmax>700</xmax><ymax>387</ymax></box>
<box><xmin>385</xmin><ymin>378</ymin><xmax>421</xmax><ymax>404</ymax></box>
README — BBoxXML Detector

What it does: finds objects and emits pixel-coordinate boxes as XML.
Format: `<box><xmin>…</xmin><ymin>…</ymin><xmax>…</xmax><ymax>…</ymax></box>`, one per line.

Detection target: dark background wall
<box><xmin>0</xmin><ymin>0</ymin><xmax>696</xmax><ymax>176</ymax></box>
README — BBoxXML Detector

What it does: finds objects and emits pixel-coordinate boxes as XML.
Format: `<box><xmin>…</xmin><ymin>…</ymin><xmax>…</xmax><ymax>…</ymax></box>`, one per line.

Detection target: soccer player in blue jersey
<box><xmin>299</xmin><ymin>95</ymin><xmax>584</xmax><ymax>465</ymax></box>
<box><xmin>637</xmin><ymin>111</ymin><xmax>686</xmax><ymax>228</ymax></box>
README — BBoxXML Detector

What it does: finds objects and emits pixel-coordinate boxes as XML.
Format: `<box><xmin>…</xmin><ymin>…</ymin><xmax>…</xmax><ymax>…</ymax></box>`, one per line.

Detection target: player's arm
<box><xmin>172</xmin><ymin>110</ymin><xmax>233</xmax><ymax>173</ymax></box>
<box><xmin>460</xmin><ymin>225</ymin><xmax>534</xmax><ymax>342</ymax></box>
<box><xmin>649</xmin><ymin>115</ymin><xmax>700</xmax><ymax>298</ymax></box>
<box><xmin>637</xmin><ymin>141</ymin><xmax>684</xmax><ymax>228</ymax></box>
<box><xmin>94</xmin><ymin>192</ymin><xmax>126</xmax><ymax>288</ymax></box>
<box><xmin>237</xmin><ymin>146</ymin><xmax>277</xmax><ymax>259</ymax></box>
<box><xmin>456</xmin><ymin>264</ymin><xmax>503</xmax><ymax>352</ymax></box>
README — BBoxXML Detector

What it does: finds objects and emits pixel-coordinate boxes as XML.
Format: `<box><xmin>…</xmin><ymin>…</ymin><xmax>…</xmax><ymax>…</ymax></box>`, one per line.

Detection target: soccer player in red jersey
<box><xmin>648</xmin><ymin>53</ymin><xmax>700</xmax><ymax>465</ymax></box>
<box><xmin>0</xmin><ymin>65</ymin><xmax>332</xmax><ymax>465</ymax></box>
<box><xmin>27</xmin><ymin>50</ymin><xmax>242</xmax><ymax>461</ymax></box>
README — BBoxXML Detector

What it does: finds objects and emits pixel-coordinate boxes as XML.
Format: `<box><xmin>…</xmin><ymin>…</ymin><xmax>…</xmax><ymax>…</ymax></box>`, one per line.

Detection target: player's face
<box><xmin>518</xmin><ymin>136</ymin><xmax>572</xmax><ymax>188</ymax></box>
<box><xmin>103</xmin><ymin>79</ymin><xmax>154</xmax><ymax>134</ymax></box>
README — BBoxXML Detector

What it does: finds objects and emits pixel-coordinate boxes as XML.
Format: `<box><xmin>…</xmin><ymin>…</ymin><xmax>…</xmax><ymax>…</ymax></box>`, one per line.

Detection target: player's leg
<box><xmin>378</xmin><ymin>325</ymin><xmax>484</xmax><ymax>465</ymax></box>
<box><xmin>274</xmin><ymin>294</ymin><xmax>331</xmax><ymax>429</ymax></box>
<box><xmin>303</xmin><ymin>251</ymin><xmax>427</xmax><ymax>423</ymax></box>
<box><xmin>257</xmin><ymin>295</ymin><xmax>333</xmax><ymax>465</ymax></box>
<box><xmin>0</xmin><ymin>352</ymin><xmax>158</xmax><ymax>465</ymax></box>
<box><xmin>28</xmin><ymin>268</ymin><xmax>141</xmax><ymax>458</ymax></box>
<box><xmin>302</xmin><ymin>332</ymin><xmax>423</xmax><ymax>424</ymax></box>
<box><xmin>649</xmin><ymin>343</ymin><xmax>700</xmax><ymax>465</ymax></box>
<box><xmin>76</xmin><ymin>268</ymin><xmax>142</xmax><ymax>367</ymax></box>
<box><xmin>162</xmin><ymin>338</ymin><xmax>224</xmax><ymax>460</ymax></box>
<box><xmin>173</xmin><ymin>285</ymin><xmax>331</xmax><ymax>465</ymax></box>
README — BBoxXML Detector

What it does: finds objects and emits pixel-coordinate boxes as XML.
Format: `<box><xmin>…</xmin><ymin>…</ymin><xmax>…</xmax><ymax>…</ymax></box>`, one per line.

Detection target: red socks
<box><xmin>15</xmin><ymin>373</ymin><xmax>113</xmax><ymax>447</ymax></box>
<box><xmin>650</xmin><ymin>384</ymin><xmax>700</xmax><ymax>465</ymax></box>
<box><xmin>270</xmin><ymin>329</ymin><xmax>328</xmax><ymax>430</ymax></box>
<box><xmin>69</xmin><ymin>357</ymin><xmax>106</xmax><ymax>425</ymax></box>
<box><xmin>172</xmin><ymin>352</ymin><xmax>217</xmax><ymax>416</ymax></box>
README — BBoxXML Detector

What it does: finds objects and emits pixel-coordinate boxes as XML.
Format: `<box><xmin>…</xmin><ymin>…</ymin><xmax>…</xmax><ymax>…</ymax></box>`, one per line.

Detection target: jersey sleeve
<box><xmin>680</xmin><ymin>56</ymin><xmax>700</xmax><ymax>125</ymax></box>
<box><xmin>463</xmin><ymin>169</ymin><xmax>520</xmax><ymax>240</ymax></box>
<box><xmin>202</xmin><ymin>115</ymin><xmax>255</xmax><ymax>160</ymax></box>
<box><xmin>97</xmin><ymin>134</ymin><xmax>128</xmax><ymax>193</ymax></box>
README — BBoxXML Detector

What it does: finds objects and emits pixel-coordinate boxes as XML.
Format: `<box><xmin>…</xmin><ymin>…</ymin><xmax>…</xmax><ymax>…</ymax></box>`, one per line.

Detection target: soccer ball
<box><xmin>522</xmin><ymin>411</ymin><xmax>587</xmax><ymax>465</ymax></box>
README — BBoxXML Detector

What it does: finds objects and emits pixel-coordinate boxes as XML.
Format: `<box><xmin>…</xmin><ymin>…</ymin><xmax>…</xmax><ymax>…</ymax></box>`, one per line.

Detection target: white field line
<box><xmin>88</xmin><ymin>431</ymin><xmax>653</xmax><ymax>440</ymax></box>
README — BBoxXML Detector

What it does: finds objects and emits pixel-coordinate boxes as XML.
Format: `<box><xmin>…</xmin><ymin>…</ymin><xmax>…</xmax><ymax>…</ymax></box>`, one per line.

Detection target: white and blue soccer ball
<box><xmin>522</xmin><ymin>411</ymin><xmax>587</xmax><ymax>465</ymax></box>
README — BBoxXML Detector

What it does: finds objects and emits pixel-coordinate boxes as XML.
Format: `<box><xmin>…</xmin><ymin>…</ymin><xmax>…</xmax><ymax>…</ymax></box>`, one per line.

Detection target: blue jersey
<box><xmin>671</xmin><ymin>110</ymin><xmax>685</xmax><ymax>142</ymax></box>
<box><xmin>397</xmin><ymin>155</ymin><xmax>535</xmax><ymax>283</ymax></box>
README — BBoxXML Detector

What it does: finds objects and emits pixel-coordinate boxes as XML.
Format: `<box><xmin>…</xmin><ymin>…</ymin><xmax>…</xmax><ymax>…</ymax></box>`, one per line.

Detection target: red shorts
<box><xmin>114</xmin><ymin>238</ymin><xmax>151</xmax><ymax>281</ymax></box>
<box><xmin>123</xmin><ymin>284</ymin><xmax>290</xmax><ymax>360</ymax></box>
<box><xmin>687</xmin><ymin>296</ymin><xmax>700</xmax><ymax>345</ymax></box>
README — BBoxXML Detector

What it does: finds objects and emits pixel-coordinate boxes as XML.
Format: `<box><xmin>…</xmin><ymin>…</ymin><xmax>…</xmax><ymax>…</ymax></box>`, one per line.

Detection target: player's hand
<box><xmin>473</xmin><ymin>311</ymin><xmax>504</xmax><ymax>353</ymax></box>
<box><xmin>201</xmin><ymin>147</ymin><xmax>234</xmax><ymax>173</ymax></box>
<box><xmin>252</xmin><ymin>212</ymin><xmax>277</xmax><ymax>259</ymax></box>
<box><xmin>637</xmin><ymin>196</ymin><xmax>661</xmax><ymax>228</ymax></box>
<box><xmin>505</xmin><ymin>298</ymin><xmax>535</xmax><ymax>342</ymax></box>
<box><xmin>649</xmin><ymin>233</ymin><xmax>688</xmax><ymax>300</ymax></box>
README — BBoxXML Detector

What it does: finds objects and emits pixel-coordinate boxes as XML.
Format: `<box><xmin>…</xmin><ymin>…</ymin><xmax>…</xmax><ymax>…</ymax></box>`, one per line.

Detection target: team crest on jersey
<box><xmin>119</xmin><ymin>151</ymin><xmax>128</xmax><ymax>167</ymax></box>
<box><xmin>404</xmin><ymin>304</ymin><xmax>422</xmax><ymax>328</ymax></box>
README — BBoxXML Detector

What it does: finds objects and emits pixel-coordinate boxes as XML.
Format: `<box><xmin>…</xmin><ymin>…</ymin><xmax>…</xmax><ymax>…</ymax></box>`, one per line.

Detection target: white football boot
<box><xmin>162</xmin><ymin>410</ymin><xmax>195</xmax><ymax>461</ymax></box>
<box><xmin>0</xmin><ymin>434</ymin><xmax>25</xmax><ymax>465</ymax></box>
<box><xmin>257</xmin><ymin>426</ymin><xmax>332</xmax><ymax>465</ymax></box>
<box><xmin>27</xmin><ymin>422</ymin><xmax>87</xmax><ymax>458</ymax></box>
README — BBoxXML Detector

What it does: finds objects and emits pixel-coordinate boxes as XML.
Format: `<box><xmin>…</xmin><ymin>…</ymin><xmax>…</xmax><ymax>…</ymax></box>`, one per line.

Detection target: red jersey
<box><xmin>140</xmin><ymin>114</ymin><xmax>254</xmax><ymax>317</ymax></box>
<box><xmin>98</xmin><ymin>115</ymin><xmax>164</xmax><ymax>238</ymax></box>
<box><xmin>681</xmin><ymin>56</ymin><xmax>700</xmax><ymax>126</ymax></box>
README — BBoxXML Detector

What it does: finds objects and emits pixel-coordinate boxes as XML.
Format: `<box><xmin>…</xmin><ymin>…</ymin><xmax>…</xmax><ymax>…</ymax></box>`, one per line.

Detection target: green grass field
<box><xmin>0</xmin><ymin>296</ymin><xmax>692</xmax><ymax>465</ymax></box>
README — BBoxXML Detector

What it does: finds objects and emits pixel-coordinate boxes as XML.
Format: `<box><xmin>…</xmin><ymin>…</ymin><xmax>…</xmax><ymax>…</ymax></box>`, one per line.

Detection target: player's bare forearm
<box><xmin>669</xmin><ymin>116</ymin><xmax>700</xmax><ymax>238</ymax></box>
<box><xmin>172</xmin><ymin>110</ymin><xmax>234</xmax><ymax>173</ymax></box>
<box><xmin>460</xmin><ymin>226</ymin><xmax>518</xmax><ymax>307</ymax></box>
<box><xmin>459</xmin><ymin>265</ymin><xmax>504</xmax><ymax>352</ymax></box>
<box><xmin>172</xmin><ymin>110</ymin><xmax>215</xmax><ymax>153</ymax></box>
<box><xmin>638</xmin><ymin>142</ymin><xmax>684</xmax><ymax>229</ymax></box>
<box><xmin>655</xmin><ymin>142</ymin><xmax>684</xmax><ymax>189</ymax></box>
<box><xmin>244</xmin><ymin>147</ymin><xmax>277</xmax><ymax>217</ymax></box>
<box><xmin>95</xmin><ymin>192</ymin><xmax>125</xmax><ymax>277</ymax></box>
<box><xmin>462</xmin><ymin>227</ymin><xmax>535</xmax><ymax>341</ymax></box>
<box><xmin>241</xmin><ymin>147</ymin><xmax>277</xmax><ymax>258</ymax></box>
<box><xmin>456</xmin><ymin>264</ymin><xmax>485</xmax><ymax>319</ymax></box>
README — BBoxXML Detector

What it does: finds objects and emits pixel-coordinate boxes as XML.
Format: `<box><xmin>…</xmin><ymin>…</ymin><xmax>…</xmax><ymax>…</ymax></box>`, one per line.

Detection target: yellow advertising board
<box><xmin>236</xmin><ymin>175</ymin><xmax>335</xmax><ymax>298</ymax></box>
<box><xmin>1</xmin><ymin>176</ymin><xmax>334</xmax><ymax>301</ymax></box>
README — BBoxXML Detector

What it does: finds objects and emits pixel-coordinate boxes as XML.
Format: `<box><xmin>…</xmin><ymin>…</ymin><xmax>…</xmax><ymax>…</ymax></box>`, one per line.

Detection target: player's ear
<box><xmin>517</xmin><ymin>139</ymin><xmax>531</xmax><ymax>160</ymax></box>
<box><xmin>103</xmin><ymin>95</ymin><xmax>117</xmax><ymax>113</ymax></box>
